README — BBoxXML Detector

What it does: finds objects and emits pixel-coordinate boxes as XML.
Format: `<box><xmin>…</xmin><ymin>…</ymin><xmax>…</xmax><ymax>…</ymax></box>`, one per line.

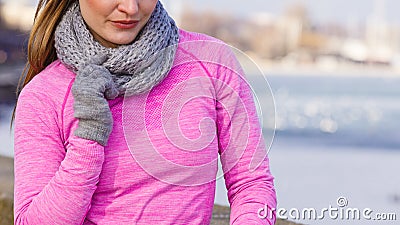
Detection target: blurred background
<box><xmin>1</xmin><ymin>0</ymin><xmax>399</xmax><ymax>224</ymax></box>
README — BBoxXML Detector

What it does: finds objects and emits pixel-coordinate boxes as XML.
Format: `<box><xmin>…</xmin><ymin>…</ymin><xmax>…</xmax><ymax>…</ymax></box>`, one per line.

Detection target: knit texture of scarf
<box><xmin>54</xmin><ymin>1</ymin><xmax>179</xmax><ymax>98</ymax></box>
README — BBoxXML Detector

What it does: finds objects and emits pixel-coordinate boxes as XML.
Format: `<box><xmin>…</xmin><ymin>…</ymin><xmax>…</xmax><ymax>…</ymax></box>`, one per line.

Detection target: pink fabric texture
<box><xmin>14</xmin><ymin>29</ymin><xmax>276</xmax><ymax>224</ymax></box>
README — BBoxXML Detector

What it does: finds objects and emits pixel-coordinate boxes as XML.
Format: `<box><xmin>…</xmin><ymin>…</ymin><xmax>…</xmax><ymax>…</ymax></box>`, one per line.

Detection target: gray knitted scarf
<box><xmin>54</xmin><ymin>1</ymin><xmax>179</xmax><ymax>98</ymax></box>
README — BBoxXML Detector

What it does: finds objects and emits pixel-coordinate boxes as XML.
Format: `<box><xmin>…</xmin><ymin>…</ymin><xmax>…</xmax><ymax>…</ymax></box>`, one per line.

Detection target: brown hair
<box><xmin>10</xmin><ymin>0</ymin><xmax>75</xmax><ymax>129</ymax></box>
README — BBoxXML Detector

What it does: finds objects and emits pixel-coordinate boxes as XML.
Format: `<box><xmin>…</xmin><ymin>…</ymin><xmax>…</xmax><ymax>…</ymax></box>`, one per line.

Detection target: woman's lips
<box><xmin>111</xmin><ymin>20</ymin><xmax>139</xmax><ymax>29</ymax></box>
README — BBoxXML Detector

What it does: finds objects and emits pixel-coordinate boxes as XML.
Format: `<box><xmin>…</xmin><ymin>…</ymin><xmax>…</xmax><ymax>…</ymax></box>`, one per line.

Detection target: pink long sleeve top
<box><xmin>14</xmin><ymin>29</ymin><xmax>276</xmax><ymax>224</ymax></box>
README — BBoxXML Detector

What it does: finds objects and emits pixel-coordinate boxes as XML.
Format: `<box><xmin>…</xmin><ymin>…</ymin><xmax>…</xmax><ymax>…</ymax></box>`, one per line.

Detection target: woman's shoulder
<box><xmin>178</xmin><ymin>28</ymin><xmax>237</xmax><ymax>56</ymax></box>
<box><xmin>23</xmin><ymin>60</ymin><xmax>74</xmax><ymax>90</ymax></box>
<box><xmin>19</xmin><ymin>60</ymin><xmax>74</xmax><ymax>106</ymax></box>
<box><xmin>35</xmin><ymin>59</ymin><xmax>74</xmax><ymax>83</ymax></box>
<box><xmin>177</xmin><ymin>29</ymin><xmax>241</xmax><ymax>75</ymax></box>
<box><xmin>178</xmin><ymin>28</ymin><xmax>225</xmax><ymax>44</ymax></box>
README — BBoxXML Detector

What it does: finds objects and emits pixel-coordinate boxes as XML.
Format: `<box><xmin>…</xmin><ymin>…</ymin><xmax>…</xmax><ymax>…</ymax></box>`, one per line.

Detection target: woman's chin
<box><xmin>106</xmin><ymin>36</ymin><xmax>138</xmax><ymax>47</ymax></box>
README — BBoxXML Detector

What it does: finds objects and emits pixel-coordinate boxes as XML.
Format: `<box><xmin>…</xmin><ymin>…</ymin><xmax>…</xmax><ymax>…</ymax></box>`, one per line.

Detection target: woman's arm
<box><xmin>14</xmin><ymin>86</ymin><xmax>104</xmax><ymax>225</ymax></box>
<box><xmin>215</xmin><ymin>55</ymin><xmax>277</xmax><ymax>225</ymax></box>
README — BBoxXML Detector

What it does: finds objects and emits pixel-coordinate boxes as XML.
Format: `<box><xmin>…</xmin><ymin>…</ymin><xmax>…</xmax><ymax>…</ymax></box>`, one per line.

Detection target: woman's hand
<box><xmin>71</xmin><ymin>55</ymin><xmax>119</xmax><ymax>146</ymax></box>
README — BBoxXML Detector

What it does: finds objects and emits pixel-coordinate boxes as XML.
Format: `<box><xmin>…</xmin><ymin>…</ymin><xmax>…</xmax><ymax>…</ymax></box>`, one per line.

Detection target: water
<box><xmin>261</xmin><ymin>75</ymin><xmax>400</xmax><ymax>150</ymax></box>
<box><xmin>1</xmin><ymin>74</ymin><xmax>400</xmax><ymax>224</ymax></box>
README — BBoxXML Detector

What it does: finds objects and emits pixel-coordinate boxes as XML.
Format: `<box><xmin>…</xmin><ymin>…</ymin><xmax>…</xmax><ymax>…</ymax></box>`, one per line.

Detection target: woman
<box><xmin>12</xmin><ymin>0</ymin><xmax>276</xmax><ymax>224</ymax></box>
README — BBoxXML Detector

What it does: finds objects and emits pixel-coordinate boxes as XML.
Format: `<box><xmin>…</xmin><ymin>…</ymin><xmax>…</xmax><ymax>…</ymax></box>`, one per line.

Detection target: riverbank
<box><xmin>0</xmin><ymin>156</ymin><xmax>300</xmax><ymax>225</ymax></box>
<box><xmin>0</xmin><ymin>156</ymin><xmax>13</xmax><ymax>197</ymax></box>
<box><xmin>0</xmin><ymin>156</ymin><xmax>13</xmax><ymax>225</ymax></box>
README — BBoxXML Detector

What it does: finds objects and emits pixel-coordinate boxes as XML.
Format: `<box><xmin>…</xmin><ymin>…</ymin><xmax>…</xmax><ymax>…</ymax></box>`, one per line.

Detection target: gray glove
<box><xmin>71</xmin><ymin>56</ymin><xmax>119</xmax><ymax>146</ymax></box>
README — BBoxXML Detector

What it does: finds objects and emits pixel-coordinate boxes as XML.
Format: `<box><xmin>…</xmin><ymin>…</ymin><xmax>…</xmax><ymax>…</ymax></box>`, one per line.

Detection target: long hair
<box><xmin>10</xmin><ymin>0</ymin><xmax>75</xmax><ymax>129</ymax></box>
